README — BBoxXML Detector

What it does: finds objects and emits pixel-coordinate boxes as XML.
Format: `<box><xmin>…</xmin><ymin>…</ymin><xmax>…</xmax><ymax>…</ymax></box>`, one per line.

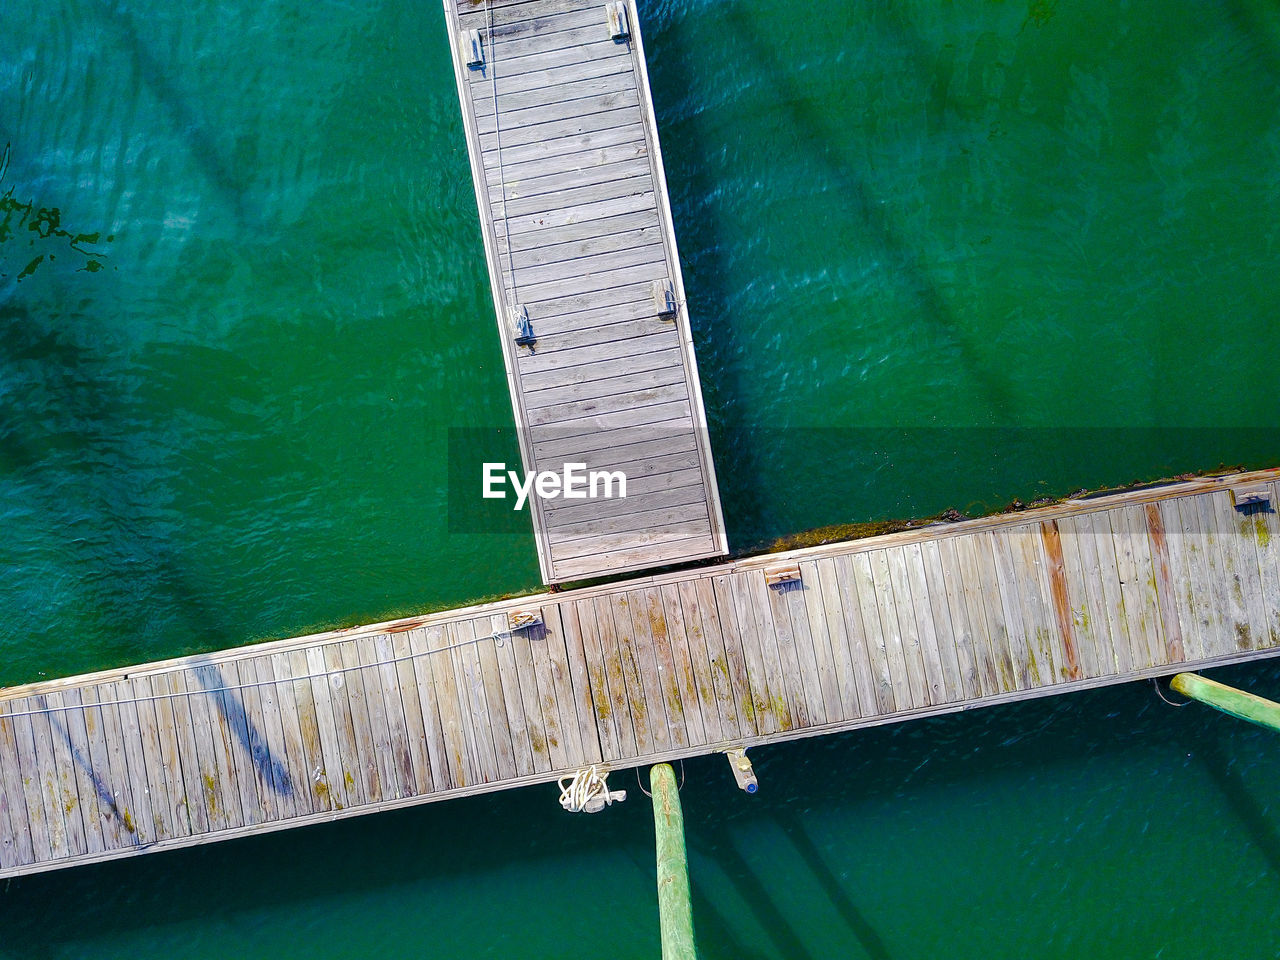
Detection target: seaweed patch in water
<box><xmin>0</xmin><ymin>142</ymin><xmax>114</xmax><ymax>281</ymax></box>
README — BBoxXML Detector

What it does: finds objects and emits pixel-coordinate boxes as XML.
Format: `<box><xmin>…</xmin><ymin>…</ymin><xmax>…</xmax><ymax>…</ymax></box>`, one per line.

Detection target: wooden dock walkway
<box><xmin>444</xmin><ymin>0</ymin><xmax>727</xmax><ymax>583</ymax></box>
<box><xmin>3</xmin><ymin>469</ymin><xmax>1279</xmax><ymax>878</ymax></box>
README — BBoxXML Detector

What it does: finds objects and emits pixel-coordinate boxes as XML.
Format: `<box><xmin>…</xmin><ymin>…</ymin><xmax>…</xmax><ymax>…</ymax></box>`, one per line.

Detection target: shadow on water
<box><xmin>82</xmin><ymin>0</ymin><xmax>255</xmax><ymax>226</ymax></box>
<box><xmin>690</xmin><ymin>821</ymin><xmax>817</xmax><ymax>960</ymax></box>
<box><xmin>711</xmin><ymin>3</ymin><xmax>1015</xmax><ymax>421</ymax></box>
<box><xmin>650</xmin><ymin>11</ymin><xmax>769</xmax><ymax>549</ymax></box>
<box><xmin>773</xmin><ymin>809</ymin><xmax>893</xmax><ymax>960</ymax></box>
<box><xmin>0</xmin><ymin>306</ymin><xmax>294</xmax><ymax>821</ymax></box>
<box><xmin>1198</xmin><ymin>731</ymin><xmax>1280</xmax><ymax>878</ymax></box>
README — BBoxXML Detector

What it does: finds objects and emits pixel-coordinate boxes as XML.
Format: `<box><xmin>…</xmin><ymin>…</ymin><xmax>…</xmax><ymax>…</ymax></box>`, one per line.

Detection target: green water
<box><xmin>2</xmin><ymin>0</ymin><xmax>1280</xmax><ymax>955</ymax></box>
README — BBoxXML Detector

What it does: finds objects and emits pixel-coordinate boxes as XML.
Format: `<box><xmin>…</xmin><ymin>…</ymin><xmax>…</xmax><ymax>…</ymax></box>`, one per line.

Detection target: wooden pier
<box><xmin>2</xmin><ymin>469</ymin><xmax>1279</xmax><ymax>879</ymax></box>
<box><xmin>445</xmin><ymin>0</ymin><xmax>727</xmax><ymax>586</ymax></box>
<box><xmin>445</xmin><ymin>0</ymin><xmax>727</xmax><ymax>583</ymax></box>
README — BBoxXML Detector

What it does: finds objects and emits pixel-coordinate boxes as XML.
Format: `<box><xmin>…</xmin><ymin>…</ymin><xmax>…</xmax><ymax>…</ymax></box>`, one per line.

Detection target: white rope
<box><xmin>0</xmin><ymin>625</ymin><xmax>516</xmax><ymax>720</ymax></box>
<box><xmin>558</xmin><ymin>765</ymin><xmax>626</xmax><ymax>813</ymax></box>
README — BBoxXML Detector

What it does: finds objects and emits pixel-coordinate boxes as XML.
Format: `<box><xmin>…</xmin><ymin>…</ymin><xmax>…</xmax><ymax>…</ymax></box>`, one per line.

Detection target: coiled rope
<box><xmin>558</xmin><ymin>765</ymin><xmax>627</xmax><ymax>813</ymax></box>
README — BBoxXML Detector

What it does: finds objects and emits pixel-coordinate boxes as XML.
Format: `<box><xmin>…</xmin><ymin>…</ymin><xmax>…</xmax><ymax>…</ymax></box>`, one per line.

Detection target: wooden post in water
<box><xmin>651</xmin><ymin>763</ymin><xmax>696</xmax><ymax>960</ymax></box>
<box><xmin>1170</xmin><ymin>673</ymin><xmax>1280</xmax><ymax>732</ymax></box>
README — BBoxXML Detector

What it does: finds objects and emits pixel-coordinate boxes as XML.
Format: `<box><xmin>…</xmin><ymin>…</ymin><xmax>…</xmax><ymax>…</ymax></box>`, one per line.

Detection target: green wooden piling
<box><xmin>651</xmin><ymin>763</ymin><xmax>696</xmax><ymax>960</ymax></box>
<box><xmin>1170</xmin><ymin>673</ymin><xmax>1280</xmax><ymax>732</ymax></box>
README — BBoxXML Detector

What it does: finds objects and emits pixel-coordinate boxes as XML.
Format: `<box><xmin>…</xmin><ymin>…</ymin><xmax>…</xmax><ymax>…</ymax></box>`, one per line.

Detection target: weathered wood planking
<box><xmin>3</xmin><ymin>471</ymin><xmax>1280</xmax><ymax>878</ymax></box>
<box><xmin>445</xmin><ymin>0</ymin><xmax>726</xmax><ymax>583</ymax></box>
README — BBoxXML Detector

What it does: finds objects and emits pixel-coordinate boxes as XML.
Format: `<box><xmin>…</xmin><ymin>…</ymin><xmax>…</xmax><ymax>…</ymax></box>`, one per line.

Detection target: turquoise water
<box><xmin>3</xmin><ymin>0</ymin><xmax>1280</xmax><ymax>955</ymax></box>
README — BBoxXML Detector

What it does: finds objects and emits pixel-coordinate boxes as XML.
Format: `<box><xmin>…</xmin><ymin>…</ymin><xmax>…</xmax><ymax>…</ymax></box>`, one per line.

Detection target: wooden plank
<box><xmin>778</xmin><ymin>573</ymin><xmax>829</xmax><ymax>724</ymax></box>
<box><xmin>509</xmin><ymin>252</ymin><xmax>666</xmax><ymax>306</ymax></box>
<box><xmin>1110</xmin><ymin>506</ymin><xmax>1164</xmax><ymax>669</ymax></box>
<box><xmin>624</xmin><ymin>589</ymin><xmax>674</xmax><ymax>751</ymax></box>
<box><xmin>1254</xmin><ymin>482</ymin><xmax>1280</xmax><ymax>647</ymax></box>
<box><xmin>336</xmin><ymin>643</ymin><xmax>384</xmax><ymax>802</ymax></box>
<box><xmin>527</xmin><ymin>614</ymin><xmax>572</xmax><ymax>768</ymax></box>
<box><xmin>471</xmin><ymin>624</ymin><xmax>514</xmax><ymax>783</ymax></box>
<box><xmin>479</xmin><ymin>106</ymin><xmax>645</xmax><ymax>153</ymax></box>
<box><xmin>23</xmin><ymin>697</ymin><xmax>71</xmax><ymax>858</ymax></box>
<box><xmin>478</xmin><ymin>40</ymin><xmax>633</xmax><ymax>97</ymax></box>
<box><xmin>499</xmin><ymin>203</ymin><xmax>655</xmax><ymax>260</ymax></box>
<box><xmin>931</xmin><ymin>538</ymin><xmax>981</xmax><ymax>699</ymax></box>
<box><xmin>1057</xmin><ymin>515</ymin><xmax>1108</xmax><ymax>679</ymax></box>
<box><xmin>867</xmin><ymin>548</ymin><xmax>918</xmax><ymax>709</ymax></box>
<box><xmin>421</xmin><ymin>625</ymin><xmax>473</xmax><ymax>787</ymax></box>
<box><xmin>41</xmin><ymin>693</ymin><xmax>92</xmax><ymax>856</ymax></box>
<box><xmin>715</xmin><ymin>574</ymin><xmax>773</xmax><ymax>736</ymax></box>
<box><xmin>562</xmin><ymin>602</ymin><xmax>614</xmax><ymax>762</ymax></box>
<box><xmin>705</xmin><ymin>576</ymin><xmax>757</xmax><ymax>738</ymax></box>
<box><xmin>115</xmin><ymin>678</ymin><xmax>163</xmax><ymax>839</ymax></box>
<box><xmin>591</xmin><ymin>594</ymin><xmax>638</xmax><ymax>757</ymax></box>
<box><xmin>548</xmin><ymin>501</ymin><xmax>707</xmax><ymax>550</ymax></box>
<box><xmin>450</xmin><ymin>620</ymin><xmax>500</xmax><ymax>782</ymax></box>
<box><xmin>520</xmin><ymin>329</ymin><xmax>676</xmax><ymax>381</ymax></box>
<box><xmin>473</xmin><ymin>619</ymin><xmax>519</xmax><ymax>780</ymax></box>
<box><xmin>1039</xmin><ymin>520</ymin><xmax>1084</xmax><ymax>681</ymax></box>
<box><xmin>814</xmin><ymin>557</ymin><xmax>867</xmax><ymax>718</ymax></box>
<box><xmin>7</xmin><ymin>700</ymin><xmax>54</xmax><ymax>861</ymax></box>
<box><xmin>640</xmin><ymin>586</ymin><xmax>690</xmax><ymax>749</ymax></box>
<box><xmin>245</xmin><ymin>658</ymin><xmax>295</xmax><ymax>821</ymax></box>
<box><xmin>221</xmin><ymin>662</ymin><xmax>272</xmax><ymax>826</ymax></box>
<box><xmin>232</xmin><ymin>661</ymin><xmax>283</xmax><ymax>823</ymax></box>
<box><xmin>883</xmin><ymin>547</ymin><xmax>932</xmax><ymax>706</ymax></box>
<box><xmin>67</xmin><ymin>686</ymin><xmax>122</xmax><ymax>849</ymax></box>
<box><xmin>1145</xmin><ymin>502</ymin><xmax>1188</xmax><ymax>664</ymax></box>
<box><xmin>843</xmin><ymin>553</ymin><xmax>897</xmax><ymax>713</ymax></box>
<box><xmin>674</xmin><ymin>580</ymin><xmax>723</xmax><ymax>743</ymax></box>
<box><xmin>1157</xmin><ymin>500</ymin><xmax>1204</xmax><ymax>662</ymax></box>
<box><xmin>950</xmin><ymin>536</ymin><xmax>1001</xmax><ymax>697</ymax></box>
<box><xmin>659</xmin><ymin>583</ymin><xmax>705</xmax><ymax>746</ymax></box>
<box><xmin>403</xmin><ymin>627</ymin><xmax>452</xmax><ymax>791</ymax></box>
<box><xmin>268</xmin><ymin>652</ymin><xmax>321</xmax><ymax>816</ymax></box>
<box><xmin>301</xmin><ymin>646</ymin><xmax>352</xmax><ymax>809</ymax></box>
<box><xmin>144</xmin><ymin>676</ymin><xmax>195</xmax><ymax>836</ymax></box>
<box><xmin>0</xmin><ymin>701</ymin><xmax>35</xmax><ymax>866</ymax></box>
<box><xmin>558</xmin><ymin>603</ymin><xmax>605</xmax><ymax>764</ymax></box>
<box><xmin>158</xmin><ymin>673</ymin><xmax>208</xmax><ymax>834</ymax></box>
<box><xmin>1007</xmin><ymin>526</ymin><xmax>1063</xmax><ymax>687</ymax></box>
<box><xmin>917</xmin><ymin>541</ymin><xmax>965</xmax><ymax>704</ymax></box>
<box><xmin>1196</xmin><ymin>493</ymin><xmax>1243</xmax><ymax>657</ymax></box>
<box><xmin>488</xmin><ymin>614</ymin><xmax>536</xmax><ymax>777</ymax></box>
<box><xmin>747</xmin><ymin>570</ymin><xmax>803</xmax><ymax>727</ymax></box>
<box><xmin>350</xmin><ymin>641</ymin><xmax>400</xmax><ymax>802</ymax></box>
<box><xmin>1181</xmin><ymin>494</ymin><xmax>1228</xmax><ymax>658</ymax></box>
<box><xmin>472</xmin><ymin>64</ymin><xmax>637</xmax><ymax>120</ymax></box>
<box><xmin>539</xmin><ymin>605</ymin><xmax>588</xmax><ymax>766</ymax></box>
<box><xmin>508</xmin><ymin>615</ymin><xmax>555</xmax><ymax>772</ymax></box>
<box><xmin>502</xmin><ymin>209</ymin><xmax>659</xmax><ymax>256</ymax></box>
<box><xmin>175</xmin><ymin>671</ymin><xmax>228</xmax><ymax>830</ymax></box>
<box><xmin>1214</xmin><ymin>491</ymin><xmax>1270</xmax><ymax>652</ymax></box>
<box><xmin>94</xmin><ymin>680</ymin><xmax>151</xmax><ymax>840</ymax></box>
<box><xmin>317</xmin><ymin>645</ymin><xmax>367</xmax><ymax>805</ymax></box>
<box><xmin>968</xmin><ymin>534</ymin><xmax>1018</xmax><ymax>693</ymax></box>
<box><xmin>524</xmin><ymin>363</ymin><xmax>685</xmax><ymax>411</ymax></box>
<box><xmin>988</xmin><ymin>532</ymin><xmax>1034</xmax><ymax>690</ymax></box>
<box><xmin>544</xmin><ymin>475</ymin><xmax>704</xmax><ymax>525</ymax></box>
<box><xmin>1081</xmin><ymin>511</ymin><xmax>1134</xmax><ymax>674</ymax></box>
<box><xmin>898</xmin><ymin>545</ymin><xmax>947</xmax><ymax>705</ymax></box>
<box><xmin>373</xmin><ymin>634</ymin><xmax>420</xmax><ymax>798</ymax></box>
